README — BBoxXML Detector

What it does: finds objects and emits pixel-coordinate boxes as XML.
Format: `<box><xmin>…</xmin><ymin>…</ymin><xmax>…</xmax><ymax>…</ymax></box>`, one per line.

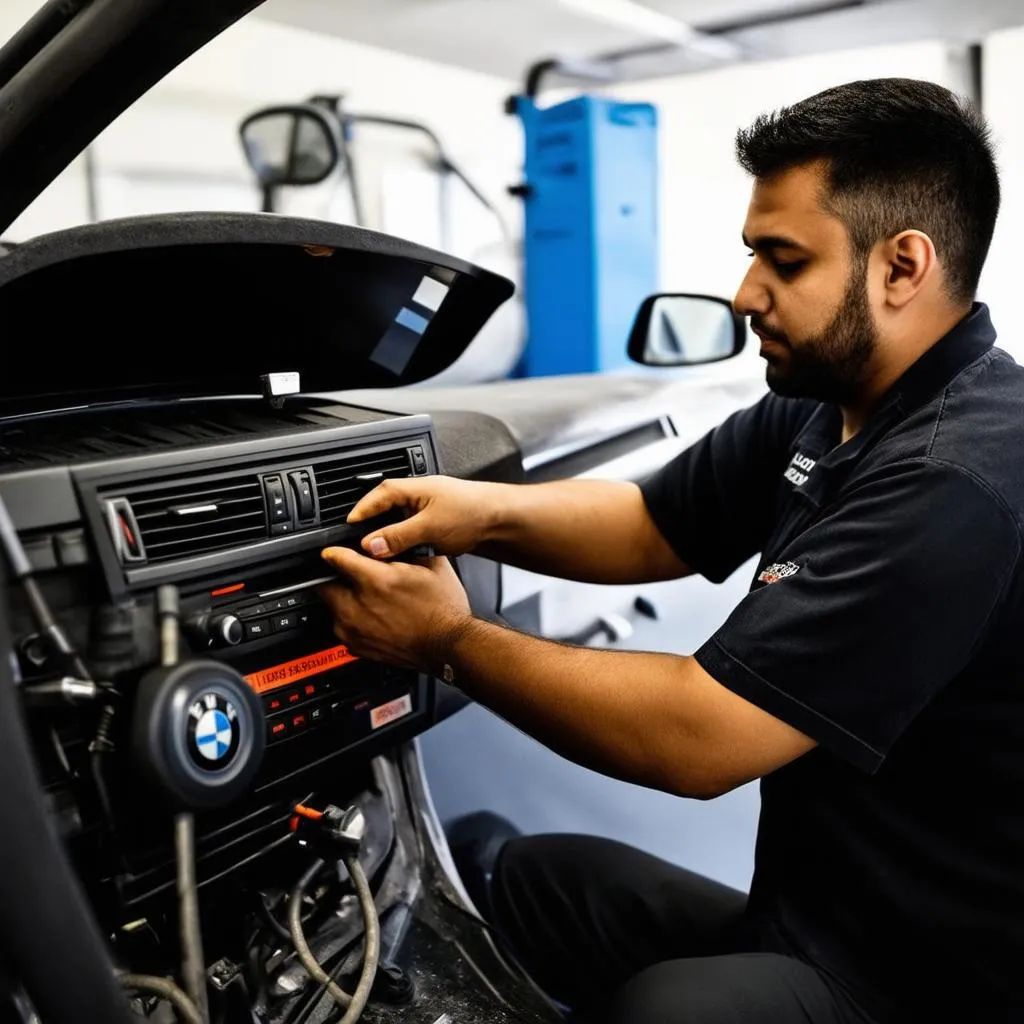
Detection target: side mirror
<box><xmin>239</xmin><ymin>104</ymin><xmax>340</xmax><ymax>187</ymax></box>
<box><xmin>627</xmin><ymin>293</ymin><xmax>745</xmax><ymax>367</ymax></box>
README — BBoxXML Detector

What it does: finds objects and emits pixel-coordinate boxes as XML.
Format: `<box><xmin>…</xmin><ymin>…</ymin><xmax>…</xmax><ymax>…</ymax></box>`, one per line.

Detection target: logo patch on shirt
<box><xmin>784</xmin><ymin>451</ymin><xmax>816</xmax><ymax>487</ymax></box>
<box><xmin>758</xmin><ymin>561</ymin><xmax>800</xmax><ymax>584</ymax></box>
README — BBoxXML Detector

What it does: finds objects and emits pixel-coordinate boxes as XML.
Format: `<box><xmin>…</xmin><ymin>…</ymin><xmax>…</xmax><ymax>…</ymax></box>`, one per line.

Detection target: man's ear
<box><xmin>879</xmin><ymin>230</ymin><xmax>938</xmax><ymax>309</ymax></box>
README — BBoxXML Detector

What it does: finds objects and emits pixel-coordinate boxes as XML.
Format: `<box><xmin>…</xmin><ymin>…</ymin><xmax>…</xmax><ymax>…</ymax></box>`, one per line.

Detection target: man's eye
<box><xmin>774</xmin><ymin>260</ymin><xmax>807</xmax><ymax>279</ymax></box>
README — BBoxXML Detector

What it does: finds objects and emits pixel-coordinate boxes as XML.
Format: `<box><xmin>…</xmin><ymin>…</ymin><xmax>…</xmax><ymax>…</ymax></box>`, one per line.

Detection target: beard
<box><xmin>753</xmin><ymin>263</ymin><xmax>878</xmax><ymax>405</ymax></box>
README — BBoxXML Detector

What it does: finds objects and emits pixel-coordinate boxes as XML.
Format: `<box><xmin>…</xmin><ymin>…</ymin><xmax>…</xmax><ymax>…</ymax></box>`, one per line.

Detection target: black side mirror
<box><xmin>627</xmin><ymin>293</ymin><xmax>745</xmax><ymax>367</ymax></box>
<box><xmin>239</xmin><ymin>104</ymin><xmax>340</xmax><ymax>188</ymax></box>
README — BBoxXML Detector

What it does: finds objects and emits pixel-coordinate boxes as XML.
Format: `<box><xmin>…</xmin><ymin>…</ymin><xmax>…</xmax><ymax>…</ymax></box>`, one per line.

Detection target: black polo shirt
<box><xmin>641</xmin><ymin>304</ymin><xmax>1024</xmax><ymax>1018</ymax></box>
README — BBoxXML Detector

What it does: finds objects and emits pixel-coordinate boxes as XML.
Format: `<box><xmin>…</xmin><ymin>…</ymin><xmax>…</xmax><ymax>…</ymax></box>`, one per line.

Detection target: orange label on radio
<box><xmin>244</xmin><ymin>645</ymin><xmax>358</xmax><ymax>694</ymax></box>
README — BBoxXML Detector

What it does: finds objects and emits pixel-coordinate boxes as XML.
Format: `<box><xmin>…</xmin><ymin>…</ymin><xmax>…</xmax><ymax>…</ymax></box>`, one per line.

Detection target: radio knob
<box><xmin>210</xmin><ymin>614</ymin><xmax>243</xmax><ymax>647</ymax></box>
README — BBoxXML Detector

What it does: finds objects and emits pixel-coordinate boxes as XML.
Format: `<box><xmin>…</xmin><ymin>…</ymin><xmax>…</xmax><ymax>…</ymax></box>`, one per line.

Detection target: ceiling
<box><xmin>258</xmin><ymin>0</ymin><xmax>1024</xmax><ymax>86</ymax></box>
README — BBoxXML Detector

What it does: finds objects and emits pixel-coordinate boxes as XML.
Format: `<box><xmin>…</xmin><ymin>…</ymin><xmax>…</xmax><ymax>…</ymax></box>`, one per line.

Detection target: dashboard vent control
<box><xmin>313</xmin><ymin>449</ymin><xmax>413</xmax><ymax>526</ymax></box>
<box><xmin>107</xmin><ymin>475</ymin><xmax>266</xmax><ymax>564</ymax></box>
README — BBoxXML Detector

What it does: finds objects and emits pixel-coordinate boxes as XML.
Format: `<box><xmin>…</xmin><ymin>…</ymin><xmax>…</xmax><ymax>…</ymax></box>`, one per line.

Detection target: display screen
<box><xmin>244</xmin><ymin>645</ymin><xmax>358</xmax><ymax>695</ymax></box>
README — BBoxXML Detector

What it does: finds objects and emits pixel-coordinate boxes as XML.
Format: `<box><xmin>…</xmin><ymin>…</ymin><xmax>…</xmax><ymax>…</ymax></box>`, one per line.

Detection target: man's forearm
<box><xmin>432</xmin><ymin>616</ymin><xmax>721</xmax><ymax>798</ymax></box>
<box><xmin>475</xmin><ymin>479</ymin><xmax>689</xmax><ymax>585</ymax></box>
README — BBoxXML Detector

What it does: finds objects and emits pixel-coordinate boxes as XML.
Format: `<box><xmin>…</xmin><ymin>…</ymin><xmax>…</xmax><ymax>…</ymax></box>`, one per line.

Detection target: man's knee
<box><xmin>495</xmin><ymin>833</ymin><xmax>619</xmax><ymax>910</ymax></box>
<box><xmin>605</xmin><ymin>954</ymin><xmax>845</xmax><ymax>1024</ymax></box>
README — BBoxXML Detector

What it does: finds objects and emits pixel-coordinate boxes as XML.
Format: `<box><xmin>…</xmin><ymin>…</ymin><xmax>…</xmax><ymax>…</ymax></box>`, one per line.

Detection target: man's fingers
<box><xmin>360</xmin><ymin>519</ymin><xmax>416</xmax><ymax>559</ymax></box>
<box><xmin>426</xmin><ymin>555</ymin><xmax>459</xmax><ymax>581</ymax></box>
<box><xmin>347</xmin><ymin>480</ymin><xmax>407</xmax><ymax>525</ymax></box>
<box><xmin>320</xmin><ymin>545</ymin><xmax>387</xmax><ymax>581</ymax></box>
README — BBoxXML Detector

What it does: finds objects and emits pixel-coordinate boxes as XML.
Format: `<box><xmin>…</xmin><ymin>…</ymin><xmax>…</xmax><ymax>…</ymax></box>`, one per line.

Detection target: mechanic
<box><xmin>318</xmin><ymin>78</ymin><xmax>1024</xmax><ymax>1022</ymax></box>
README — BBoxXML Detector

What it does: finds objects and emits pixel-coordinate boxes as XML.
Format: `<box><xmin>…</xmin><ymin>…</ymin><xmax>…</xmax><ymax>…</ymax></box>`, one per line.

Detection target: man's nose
<box><xmin>733</xmin><ymin>264</ymin><xmax>770</xmax><ymax>318</ymax></box>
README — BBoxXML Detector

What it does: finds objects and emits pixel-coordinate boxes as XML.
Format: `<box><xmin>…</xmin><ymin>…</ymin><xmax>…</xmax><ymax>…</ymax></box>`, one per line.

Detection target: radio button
<box><xmin>265</xmin><ymin>695</ymin><xmax>284</xmax><ymax>712</ymax></box>
<box><xmin>302</xmin><ymin>682</ymin><xmax>318</xmax><ymax>699</ymax></box>
<box><xmin>282</xmin><ymin>594</ymin><xmax>302</xmax><ymax>609</ymax></box>
<box><xmin>269</xmin><ymin>719</ymin><xmax>289</xmax><ymax>741</ymax></box>
<box><xmin>244</xmin><ymin>619</ymin><xmax>270</xmax><ymax>641</ymax></box>
<box><xmin>285</xmin><ymin>689</ymin><xmax>301</xmax><ymax>706</ymax></box>
<box><xmin>310</xmin><ymin>704</ymin><xmax>326</xmax><ymax>725</ymax></box>
<box><xmin>291</xmin><ymin>712</ymin><xmax>309</xmax><ymax>731</ymax></box>
<box><xmin>271</xmin><ymin>612</ymin><xmax>298</xmax><ymax>632</ymax></box>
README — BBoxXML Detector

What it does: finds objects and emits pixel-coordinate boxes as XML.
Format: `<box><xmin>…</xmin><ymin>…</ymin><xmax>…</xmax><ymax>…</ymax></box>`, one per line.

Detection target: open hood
<box><xmin>0</xmin><ymin>212</ymin><xmax>514</xmax><ymax>417</ymax></box>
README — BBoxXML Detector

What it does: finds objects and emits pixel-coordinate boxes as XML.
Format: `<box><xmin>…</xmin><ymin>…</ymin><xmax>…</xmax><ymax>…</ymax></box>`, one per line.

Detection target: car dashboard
<box><xmin>0</xmin><ymin>214</ymin><xmax>561</xmax><ymax>1024</ymax></box>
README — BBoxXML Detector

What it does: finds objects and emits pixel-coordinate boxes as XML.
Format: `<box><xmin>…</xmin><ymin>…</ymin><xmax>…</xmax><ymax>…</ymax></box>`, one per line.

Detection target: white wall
<box><xmin>980</xmin><ymin>25</ymin><xmax>1024</xmax><ymax>362</ymax></box>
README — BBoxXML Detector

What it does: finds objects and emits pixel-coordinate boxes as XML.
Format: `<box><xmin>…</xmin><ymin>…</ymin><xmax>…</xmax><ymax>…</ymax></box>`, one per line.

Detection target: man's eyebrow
<box><xmin>742</xmin><ymin>233</ymin><xmax>807</xmax><ymax>251</ymax></box>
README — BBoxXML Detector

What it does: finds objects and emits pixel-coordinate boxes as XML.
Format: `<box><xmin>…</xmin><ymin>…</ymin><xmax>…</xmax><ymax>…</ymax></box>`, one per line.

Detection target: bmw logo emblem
<box><xmin>187</xmin><ymin>692</ymin><xmax>241</xmax><ymax>770</ymax></box>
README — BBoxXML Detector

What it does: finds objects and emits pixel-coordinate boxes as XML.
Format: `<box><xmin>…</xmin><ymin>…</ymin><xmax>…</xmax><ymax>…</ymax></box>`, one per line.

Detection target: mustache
<box><xmin>750</xmin><ymin>317</ymin><xmax>789</xmax><ymax>345</ymax></box>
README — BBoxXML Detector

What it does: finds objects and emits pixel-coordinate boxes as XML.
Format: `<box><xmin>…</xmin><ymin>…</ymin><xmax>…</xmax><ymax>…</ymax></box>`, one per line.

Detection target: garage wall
<box><xmin>980</xmin><ymin>25</ymin><xmax>1024</xmax><ymax>363</ymax></box>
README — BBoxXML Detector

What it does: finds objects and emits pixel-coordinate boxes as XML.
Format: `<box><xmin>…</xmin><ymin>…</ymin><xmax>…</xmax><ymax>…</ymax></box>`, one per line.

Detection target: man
<box><xmin>319</xmin><ymin>78</ymin><xmax>1024</xmax><ymax>1022</ymax></box>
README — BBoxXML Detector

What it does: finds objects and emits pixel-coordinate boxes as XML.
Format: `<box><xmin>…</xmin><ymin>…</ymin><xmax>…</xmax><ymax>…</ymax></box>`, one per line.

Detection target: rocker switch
<box><xmin>289</xmin><ymin>470</ymin><xmax>315</xmax><ymax>521</ymax></box>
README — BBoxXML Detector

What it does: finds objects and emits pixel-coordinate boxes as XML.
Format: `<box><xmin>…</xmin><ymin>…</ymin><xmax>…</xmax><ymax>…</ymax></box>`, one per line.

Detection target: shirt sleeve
<box><xmin>640</xmin><ymin>393</ymin><xmax>816</xmax><ymax>583</ymax></box>
<box><xmin>695</xmin><ymin>458</ymin><xmax>1021</xmax><ymax>772</ymax></box>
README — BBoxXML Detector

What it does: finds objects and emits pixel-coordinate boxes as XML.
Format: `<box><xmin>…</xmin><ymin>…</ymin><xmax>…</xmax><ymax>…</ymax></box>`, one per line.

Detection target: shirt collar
<box><xmin>794</xmin><ymin>303</ymin><xmax>996</xmax><ymax>469</ymax></box>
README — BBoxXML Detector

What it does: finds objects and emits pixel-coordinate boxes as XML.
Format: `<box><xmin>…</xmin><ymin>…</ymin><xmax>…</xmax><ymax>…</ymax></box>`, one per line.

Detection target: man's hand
<box><xmin>318</xmin><ymin>546</ymin><xmax>472</xmax><ymax>672</ymax></box>
<box><xmin>348</xmin><ymin>476</ymin><xmax>504</xmax><ymax>560</ymax></box>
<box><xmin>351</xmin><ymin>475</ymin><xmax>691</xmax><ymax>586</ymax></box>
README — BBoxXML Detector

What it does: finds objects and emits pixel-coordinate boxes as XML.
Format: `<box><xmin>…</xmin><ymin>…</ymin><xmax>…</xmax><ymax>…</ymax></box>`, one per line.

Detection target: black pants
<box><xmin>491</xmin><ymin>834</ymin><xmax>879</xmax><ymax>1024</ymax></box>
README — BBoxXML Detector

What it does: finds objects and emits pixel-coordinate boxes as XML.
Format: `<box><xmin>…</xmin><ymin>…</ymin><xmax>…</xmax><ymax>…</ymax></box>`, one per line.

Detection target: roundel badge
<box><xmin>187</xmin><ymin>692</ymin><xmax>242</xmax><ymax>770</ymax></box>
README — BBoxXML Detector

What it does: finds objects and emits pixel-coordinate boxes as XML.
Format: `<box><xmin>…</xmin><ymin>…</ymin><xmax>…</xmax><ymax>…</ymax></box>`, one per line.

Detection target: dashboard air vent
<box><xmin>313</xmin><ymin>448</ymin><xmax>414</xmax><ymax>526</ymax></box>
<box><xmin>107</xmin><ymin>474</ymin><xmax>266</xmax><ymax>564</ymax></box>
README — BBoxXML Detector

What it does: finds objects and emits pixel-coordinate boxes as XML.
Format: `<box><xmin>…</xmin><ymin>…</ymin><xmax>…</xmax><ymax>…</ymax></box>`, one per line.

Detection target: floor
<box><xmin>418</xmin><ymin>560</ymin><xmax>761</xmax><ymax>893</ymax></box>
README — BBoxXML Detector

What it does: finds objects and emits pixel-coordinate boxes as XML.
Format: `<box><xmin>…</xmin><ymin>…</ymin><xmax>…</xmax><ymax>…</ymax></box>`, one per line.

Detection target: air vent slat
<box><xmin>314</xmin><ymin>455</ymin><xmax>409</xmax><ymax>481</ymax></box>
<box><xmin>128</xmin><ymin>480</ymin><xmax>259</xmax><ymax>508</ymax></box>
<box><xmin>144</xmin><ymin>527</ymin><xmax>268</xmax><ymax>558</ymax></box>
<box><xmin>140</xmin><ymin>509</ymin><xmax>266</xmax><ymax>538</ymax></box>
<box><xmin>134</xmin><ymin>495</ymin><xmax>263</xmax><ymax>521</ymax></box>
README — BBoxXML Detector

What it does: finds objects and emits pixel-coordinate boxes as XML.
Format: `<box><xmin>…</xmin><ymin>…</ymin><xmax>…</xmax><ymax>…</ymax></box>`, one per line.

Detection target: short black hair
<box><xmin>735</xmin><ymin>78</ymin><xmax>1000</xmax><ymax>304</ymax></box>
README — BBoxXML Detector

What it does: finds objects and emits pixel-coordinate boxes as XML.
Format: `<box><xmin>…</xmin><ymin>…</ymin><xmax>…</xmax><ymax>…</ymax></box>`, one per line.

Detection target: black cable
<box><xmin>119</xmin><ymin>973</ymin><xmax>202</xmax><ymax>1024</ymax></box>
<box><xmin>257</xmin><ymin>893</ymin><xmax>293</xmax><ymax>945</ymax></box>
<box><xmin>0</xmin><ymin>491</ymin><xmax>91</xmax><ymax>683</ymax></box>
<box><xmin>284</xmin><ymin>942</ymin><xmax>354</xmax><ymax>1024</ymax></box>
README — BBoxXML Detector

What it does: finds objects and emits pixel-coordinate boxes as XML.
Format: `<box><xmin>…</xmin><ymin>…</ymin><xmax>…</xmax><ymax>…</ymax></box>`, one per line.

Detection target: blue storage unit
<box><xmin>511</xmin><ymin>94</ymin><xmax>659</xmax><ymax>377</ymax></box>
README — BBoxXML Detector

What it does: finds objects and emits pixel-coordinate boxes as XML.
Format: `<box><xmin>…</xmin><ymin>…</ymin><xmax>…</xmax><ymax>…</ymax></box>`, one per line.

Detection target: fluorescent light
<box><xmin>556</xmin><ymin>0</ymin><xmax>697</xmax><ymax>42</ymax></box>
<box><xmin>554</xmin><ymin>0</ymin><xmax>742</xmax><ymax>59</ymax></box>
